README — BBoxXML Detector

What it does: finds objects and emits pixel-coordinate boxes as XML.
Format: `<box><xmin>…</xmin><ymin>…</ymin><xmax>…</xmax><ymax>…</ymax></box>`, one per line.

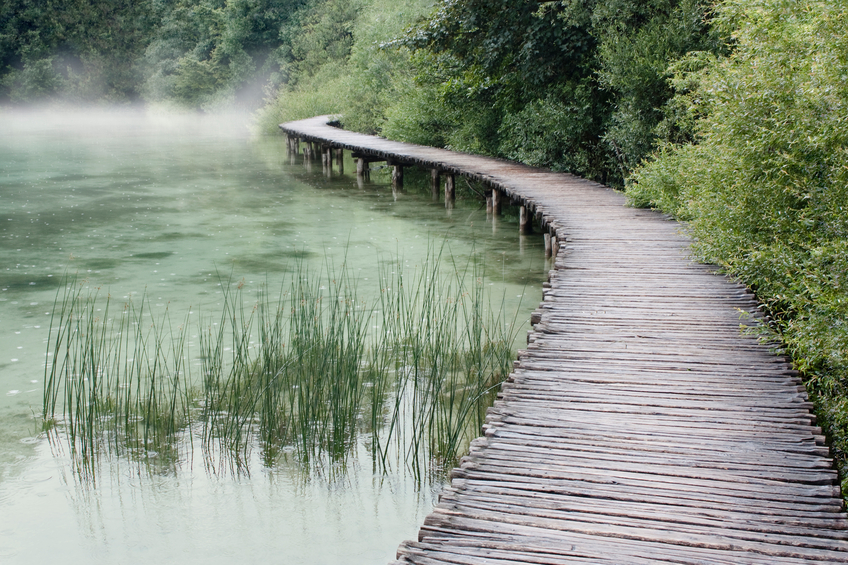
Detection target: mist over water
<box><xmin>0</xmin><ymin>107</ymin><xmax>547</xmax><ymax>564</ymax></box>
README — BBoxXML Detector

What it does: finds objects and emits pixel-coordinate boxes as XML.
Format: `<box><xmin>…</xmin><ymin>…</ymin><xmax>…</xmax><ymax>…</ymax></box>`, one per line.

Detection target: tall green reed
<box><xmin>371</xmin><ymin>246</ymin><xmax>520</xmax><ymax>477</ymax></box>
<box><xmin>43</xmin><ymin>279</ymin><xmax>192</xmax><ymax>474</ymax></box>
<box><xmin>43</xmin><ymin>248</ymin><xmax>525</xmax><ymax>479</ymax></box>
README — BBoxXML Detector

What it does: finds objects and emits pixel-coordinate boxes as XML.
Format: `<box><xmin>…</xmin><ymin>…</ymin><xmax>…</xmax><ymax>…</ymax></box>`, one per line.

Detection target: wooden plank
<box><xmin>434</xmin><ymin>495</ymin><xmax>848</xmax><ymax>548</ymax></box>
<box><xmin>422</xmin><ymin>510</ymin><xmax>848</xmax><ymax>559</ymax></box>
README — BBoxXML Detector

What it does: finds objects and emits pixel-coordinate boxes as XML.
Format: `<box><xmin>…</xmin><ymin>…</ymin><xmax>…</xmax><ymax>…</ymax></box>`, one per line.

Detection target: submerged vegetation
<box><xmin>43</xmin><ymin>249</ymin><xmax>522</xmax><ymax>479</ymax></box>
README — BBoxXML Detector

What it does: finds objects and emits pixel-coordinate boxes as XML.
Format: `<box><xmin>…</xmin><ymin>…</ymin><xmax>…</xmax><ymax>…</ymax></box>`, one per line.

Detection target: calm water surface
<box><xmin>0</xmin><ymin>109</ymin><xmax>547</xmax><ymax>563</ymax></box>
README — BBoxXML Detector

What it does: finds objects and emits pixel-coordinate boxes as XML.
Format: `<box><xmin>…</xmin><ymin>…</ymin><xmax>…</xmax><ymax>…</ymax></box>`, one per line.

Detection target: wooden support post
<box><xmin>391</xmin><ymin>163</ymin><xmax>404</xmax><ymax>189</ymax></box>
<box><xmin>356</xmin><ymin>158</ymin><xmax>370</xmax><ymax>181</ymax></box>
<box><xmin>520</xmin><ymin>205</ymin><xmax>532</xmax><ymax>234</ymax></box>
<box><xmin>430</xmin><ymin>169</ymin><xmax>440</xmax><ymax>201</ymax></box>
<box><xmin>486</xmin><ymin>191</ymin><xmax>493</xmax><ymax>215</ymax></box>
<box><xmin>544</xmin><ymin>232</ymin><xmax>553</xmax><ymax>258</ymax></box>
<box><xmin>322</xmin><ymin>146</ymin><xmax>332</xmax><ymax>176</ymax></box>
<box><xmin>552</xmin><ymin>235</ymin><xmax>560</xmax><ymax>256</ymax></box>
<box><xmin>492</xmin><ymin>189</ymin><xmax>502</xmax><ymax>215</ymax></box>
<box><xmin>335</xmin><ymin>148</ymin><xmax>344</xmax><ymax>174</ymax></box>
<box><xmin>444</xmin><ymin>174</ymin><xmax>455</xmax><ymax>208</ymax></box>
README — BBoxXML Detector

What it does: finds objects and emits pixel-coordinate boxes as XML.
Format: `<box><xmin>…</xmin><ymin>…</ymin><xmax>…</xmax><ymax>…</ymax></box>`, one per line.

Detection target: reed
<box><xmin>43</xmin><ymin>279</ymin><xmax>193</xmax><ymax>472</ymax></box>
<box><xmin>371</xmin><ymin>246</ymin><xmax>519</xmax><ymax>477</ymax></box>
<box><xmin>42</xmin><ymin>248</ymin><xmax>525</xmax><ymax>479</ymax></box>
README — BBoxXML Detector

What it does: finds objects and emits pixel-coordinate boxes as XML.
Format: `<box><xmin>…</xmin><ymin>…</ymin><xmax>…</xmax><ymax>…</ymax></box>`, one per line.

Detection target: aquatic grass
<box><xmin>43</xmin><ymin>279</ymin><xmax>193</xmax><ymax>472</ymax></box>
<box><xmin>370</xmin><ymin>245</ymin><xmax>522</xmax><ymax>477</ymax></box>
<box><xmin>42</xmin><ymin>248</ymin><xmax>526</xmax><ymax>480</ymax></box>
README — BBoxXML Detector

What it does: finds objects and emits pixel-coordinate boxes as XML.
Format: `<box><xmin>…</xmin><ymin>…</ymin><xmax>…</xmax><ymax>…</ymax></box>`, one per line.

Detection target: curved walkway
<box><xmin>279</xmin><ymin>116</ymin><xmax>848</xmax><ymax>564</ymax></box>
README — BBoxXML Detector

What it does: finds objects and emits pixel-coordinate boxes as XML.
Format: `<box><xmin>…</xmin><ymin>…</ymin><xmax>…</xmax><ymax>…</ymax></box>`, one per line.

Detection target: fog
<box><xmin>0</xmin><ymin>104</ymin><xmax>260</xmax><ymax>140</ymax></box>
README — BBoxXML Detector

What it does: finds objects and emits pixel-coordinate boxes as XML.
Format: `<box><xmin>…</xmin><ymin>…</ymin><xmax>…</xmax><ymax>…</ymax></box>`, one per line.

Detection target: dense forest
<box><xmin>0</xmin><ymin>0</ymin><xmax>312</xmax><ymax>107</ymax></box>
<box><xmin>3</xmin><ymin>0</ymin><xmax>847</xmax><ymax>489</ymax></box>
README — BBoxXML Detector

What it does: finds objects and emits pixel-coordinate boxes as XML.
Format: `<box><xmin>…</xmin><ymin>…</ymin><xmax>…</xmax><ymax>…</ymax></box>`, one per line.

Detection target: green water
<box><xmin>0</xmin><ymin>108</ymin><xmax>548</xmax><ymax>563</ymax></box>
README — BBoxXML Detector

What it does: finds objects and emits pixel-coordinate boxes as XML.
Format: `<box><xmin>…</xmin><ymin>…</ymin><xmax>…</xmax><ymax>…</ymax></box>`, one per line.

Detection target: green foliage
<box><xmin>379</xmin><ymin>74</ymin><xmax>451</xmax><ymax>146</ymax></box>
<box><xmin>498</xmin><ymin>79</ymin><xmax>614</xmax><ymax>181</ymax></box>
<box><xmin>142</xmin><ymin>0</ymin><xmax>309</xmax><ymax>109</ymax></box>
<box><xmin>0</xmin><ymin>0</ymin><xmax>158</xmax><ymax>101</ymax></box>
<box><xmin>253</xmin><ymin>67</ymin><xmax>349</xmax><ymax>127</ymax></box>
<box><xmin>255</xmin><ymin>0</ymin><xmax>433</xmax><ymax>134</ymax></box>
<box><xmin>0</xmin><ymin>0</ymin><xmax>308</xmax><ymax>107</ymax></box>
<box><xmin>373</xmin><ymin>0</ymin><xmax>725</xmax><ymax>185</ymax></box>
<box><xmin>626</xmin><ymin>141</ymin><xmax>694</xmax><ymax>218</ymax></box>
<box><xmin>594</xmin><ymin>0</ymin><xmax>723</xmax><ymax>176</ymax></box>
<box><xmin>628</xmin><ymin>0</ymin><xmax>848</xmax><ymax>490</ymax></box>
<box><xmin>382</xmin><ymin>0</ymin><xmax>601</xmax><ymax>169</ymax></box>
<box><xmin>285</xmin><ymin>0</ymin><xmax>360</xmax><ymax>85</ymax></box>
<box><xmin>1</xmin><ymin>53</ymin><xmax>63</xmax><ymax>101</ymax></box>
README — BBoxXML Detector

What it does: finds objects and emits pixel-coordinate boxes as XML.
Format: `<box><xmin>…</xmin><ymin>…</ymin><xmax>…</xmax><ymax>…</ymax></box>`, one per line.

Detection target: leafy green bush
<box><xmin>256</xmin><ymin>0</ymin><xmax>433</xmax><ymax>134</ymax></box>
<box><xmin>629</xmin><ymin>0</ymin><xmax>848</xmax><ymax>489</ymax></box>
<box><xmin>1</xmin><ymin>54</ymin><xmax>64</xmax><ymax>101</ymax></box>
<box><xmin>595</xmin><ymin>0</ymin><xmax>724</xmax><ymax>177</ymax></box>
<box><xmin>253</xmin><ymin>64</ymin><xmax>350</xmax><ymax>128</ymax></box>
<box><xmin>0</xmin><ymin>0</ymin><xmax>158</xmax><ymax>102</ymax></box>
<box><xmin>498</xmin><ymin>80</ymin><xmax>614</xmax><ymax>182</ymax></box>
<box><xmin>377</xmin><ymin>0</ymin><xmax>723</xmax><ymax>185</ymax></box>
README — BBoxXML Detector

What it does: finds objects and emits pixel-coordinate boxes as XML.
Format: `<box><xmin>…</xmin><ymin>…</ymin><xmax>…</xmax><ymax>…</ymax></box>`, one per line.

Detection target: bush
<box><xmin>256</xmin><ymin>0</ymin><xmax>434</xmax><ymax>134</ymax></box>
<box><xmin>628</xmin><ymin>0</ymin><xmax>848</xmax><ymax>490</ymax></box>
<box><xmin>498</xmin><ymin>80</ymin><xmax>615</xmax><ymax>183</ymax></box>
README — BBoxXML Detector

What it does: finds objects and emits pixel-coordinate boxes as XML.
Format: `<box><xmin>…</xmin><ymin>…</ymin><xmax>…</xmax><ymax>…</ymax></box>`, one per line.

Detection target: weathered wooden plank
<box><xmin>450</xmin><ymin>476</ymin><xmax>844</xmax><ymax>517</ymax></box>
<box><xmin>458</xmin><ymin>448</ymin><xmax>838</xmax><ymax>487</ymax></box>
<box><xmin>440</xmin><ymin>485</ymin><xmax>848</xmax><ymax>529</ymax></box>
<box><xmin>423</xmin><ymin>508</ymin><xmax>848</xmax><ymax>558</ymax></box>
<box><xmin>484</xmin><ymin>425</ymin><xmax>833</xmax><ymax>459</ymax></box>
<box><xmin>452</xmin><ymin>459</ymin><xmax>840</xmax><ymax>501</ymax></box>
<box><xmin>434</xmin><ymin>495</ymin><xmax>848</xmax><ymax>548</ymax></box>
<box><xmin>415</xmin><ymin>519</ymin><xmax>847</xmax><ymax>564</ymax></box>
<box><xmin>475</xmin><ymin>435</ymin><xmax>833</xmax><ymax>470</ymax></box>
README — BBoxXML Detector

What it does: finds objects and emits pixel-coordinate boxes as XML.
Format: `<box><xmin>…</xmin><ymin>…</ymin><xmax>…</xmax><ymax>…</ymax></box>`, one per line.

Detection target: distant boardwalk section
<box><xmin>279</xmin><ymin>116</ymin><xmax>848</xmax><ymax>564</ymax></box>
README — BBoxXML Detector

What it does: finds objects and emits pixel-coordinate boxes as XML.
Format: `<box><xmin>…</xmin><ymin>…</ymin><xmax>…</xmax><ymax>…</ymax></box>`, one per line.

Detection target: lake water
<box><xmin>0</xmin><ymin>108</ymin><xmax>547</xmax><ymax>563</ymax></box>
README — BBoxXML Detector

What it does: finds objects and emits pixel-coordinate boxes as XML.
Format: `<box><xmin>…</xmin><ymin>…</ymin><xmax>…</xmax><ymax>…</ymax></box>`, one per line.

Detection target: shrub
<box><xmin>629</xmin><ymin>0</ymin><xmax>848</xmax><ymax>490</ymax></box>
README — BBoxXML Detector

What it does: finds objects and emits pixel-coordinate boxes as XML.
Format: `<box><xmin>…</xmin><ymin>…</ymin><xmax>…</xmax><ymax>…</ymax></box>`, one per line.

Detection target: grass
<box><xmin>43</xmin><ymin>278</ymin><xmax>192</xmax><ymax>476</ymax></box>
<box><xmin>42</xmin><ymin>246</ymin><xmax>524</xmax><ymax>480</ymax></box>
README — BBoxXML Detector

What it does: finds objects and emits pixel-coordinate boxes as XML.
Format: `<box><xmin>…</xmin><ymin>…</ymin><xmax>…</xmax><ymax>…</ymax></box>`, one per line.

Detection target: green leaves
<box><xmin>628</xmin><ymin>0</ymin><xmax>848</xmax><ymax>491</ymax></box>
<box><xmin>373</xmin><ymin>0</ymin><xmax>723</xmax><ymax>185</ymax></box>
<box><xmin>0</xmin><ymin>0</ymin><xmax>311</xmax><ymax>106</ymax></box>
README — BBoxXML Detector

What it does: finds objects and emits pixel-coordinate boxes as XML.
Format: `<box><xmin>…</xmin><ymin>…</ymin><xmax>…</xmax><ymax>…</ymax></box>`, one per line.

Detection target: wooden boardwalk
<box><xmin>279</xmin><ymin>116</ymin><xmax>848</xmax><ymax>564</ymax></box>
